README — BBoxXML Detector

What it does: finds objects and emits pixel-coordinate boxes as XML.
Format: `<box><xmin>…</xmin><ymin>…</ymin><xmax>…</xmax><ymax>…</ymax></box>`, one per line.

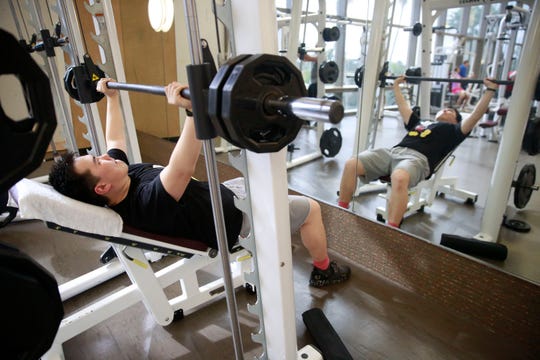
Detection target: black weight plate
<box><xmin>514</xmin><ymin>163</ymin><xmax>536</xmax><ymax>209</ymax></box>
<box><xmin>63</xmin><ymin>65</ymin><xmax>80</xmax><ymax>101</ymax></box>
<box><xmin>322</xmin><ymin>26</ymin><xmax>340</xmax><ymax>42</ymax></box>
<box><xmin>354</xmin><ymin>66</ymin><xmax>364</xmax><ymax>88</ymax></box>
<box><xmin>319</xmin><ymin>61</ymin><xmax>339</xmax><ymax>84</ymax></box>
<box><xmin>412</xmin><ymin>22</ymin><xmax>423</xmax><ymax>36</ymax></box>
<box><xmin>208</xmin><ymin>54</ymin><xmax>251</xmax><ymax>148</ymax></box>
<box><xmin>221</xmin><ymin>54</ymin><xmax>306</xmax><ymax>153</ymax></box>
<box><xmin>0</xmin><ymin>29</ymin><xmax>57</xmax><ymax>193</ymax></box>
<box><xmin>503</xmin><ymin>218</ymin><xmax>531</xmax><ymax>233</ymax></box>
<box><xmin>319</xmin><ymin>128</ymin><xmax>342</xmax><ymax>157</ymax></box>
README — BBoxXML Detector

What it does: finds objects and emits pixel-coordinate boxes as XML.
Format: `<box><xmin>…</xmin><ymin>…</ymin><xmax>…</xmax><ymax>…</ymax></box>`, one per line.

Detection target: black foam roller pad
<box><xmin>440</xmin><ymin>233</ymin><xmax>508</xmax><ymax>261</ymax></box>
<box><xmin>302</xmin><ymin>308</ymin><xmax>354</xmax><ymax>360</ymax></box>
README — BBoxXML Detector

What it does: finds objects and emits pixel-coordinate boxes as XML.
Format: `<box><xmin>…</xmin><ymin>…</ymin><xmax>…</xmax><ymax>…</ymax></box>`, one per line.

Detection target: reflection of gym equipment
<box><xmin>280</xmin><ymin>0</ymin><xmax>344</xmax><ymax>171</ymax></box>
<box><xmin>375</xmin><ymin>152</ymin><xmax>478</xmax><ymax>223</ymax></box>
<box><xmin>503</xmin><ymin>163</ymin><xmax>538</xmax><ymax>232</ymax></box>
<box><xmin>441</xmin><ymin>163</ymin><xmax>538</xmax><ymax>261</ymax></box>
<box><xmin>403</xmin><ymin>22</ymin><xmax>423</xmax><ymax>37</ymax></box>
<box><xmin>416</xmin><ymin>0</ymin><xmax>540</xmax><ymax>262</ymax></box>
<box><xmin>355</xmin><ymin>62</ymin><xmax>517</xmax><ymax>88</ymax></box>
<box><xmin>319</xmin><ymin>127</ymin><xmax>343</xmax><ymax>157</ymax></box>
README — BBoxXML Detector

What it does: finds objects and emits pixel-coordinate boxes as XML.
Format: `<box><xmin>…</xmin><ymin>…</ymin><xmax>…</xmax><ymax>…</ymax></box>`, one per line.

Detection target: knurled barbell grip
<box><xmin>106</xmin><ymin>81</ymin><xmax>191</xmax><ymax>99</ymax></box>
<box><xmin>266</xmin><ymin>97</ymin><xmax>344</xmax><ymax>124</ymax></box>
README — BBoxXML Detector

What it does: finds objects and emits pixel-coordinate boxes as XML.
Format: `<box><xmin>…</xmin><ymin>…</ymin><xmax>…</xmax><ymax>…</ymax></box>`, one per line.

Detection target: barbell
<box><xmin>64</xmin><ymin>53</ymin><xmax>344</xmax><ymax>153</ymax></box>
<box><xmin>403</xmin><ymin>22</ymin><xmax>423</xmax><ymax>37</ymax></box>
<box><xmin>353</xmin><ymin>62</ymin><xmax>515</xmax><ymax>88</ymax></box>
<box><xmin>355</xmin><ymin>63</ymin><xmax>540</xmax><ymax>100</ymax></box>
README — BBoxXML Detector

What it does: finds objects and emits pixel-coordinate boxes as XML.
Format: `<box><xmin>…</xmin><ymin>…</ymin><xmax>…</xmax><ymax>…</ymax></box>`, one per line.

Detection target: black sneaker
<box><xmin>309</xmin><ymin>261</ymin><xmax>351</xmax><ymax>287</ymax></box>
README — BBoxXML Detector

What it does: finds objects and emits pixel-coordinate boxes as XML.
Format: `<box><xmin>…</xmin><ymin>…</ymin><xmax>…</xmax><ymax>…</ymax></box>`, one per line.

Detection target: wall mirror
<box><xmin>278</xmin><ymin>0</ymin><xmax>540</xmax><ymax>285</ymax></box>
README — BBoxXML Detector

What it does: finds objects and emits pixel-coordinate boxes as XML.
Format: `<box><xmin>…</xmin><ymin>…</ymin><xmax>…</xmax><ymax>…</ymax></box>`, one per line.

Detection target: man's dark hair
<box><xmin>48</xmin><ymin>152</ymin><xmax>108</xmax><ymax>206</ymax></box>
<box><xmin>450</xmin><ymin>107</ymin><xmax>462</xmax><ymax>123</ymax></box>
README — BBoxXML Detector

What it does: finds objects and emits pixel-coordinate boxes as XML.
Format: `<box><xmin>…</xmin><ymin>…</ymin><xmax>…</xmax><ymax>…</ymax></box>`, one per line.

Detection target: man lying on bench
<box><xmin>338</xmin><ymin>75</ymin><xmax>499</xmax><ymax>228</ymax></box>
<box><xmin>49</xmin><ymin>78</ymin><xmax>350</xmax><ymax>288</ymax></box>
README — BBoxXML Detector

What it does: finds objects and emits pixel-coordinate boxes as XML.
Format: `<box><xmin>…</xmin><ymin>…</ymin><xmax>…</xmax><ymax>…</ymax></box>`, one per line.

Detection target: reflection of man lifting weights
<box><xmin>338</xmin><ymin>75</ymin><xmax>499</xmax><ymax>227</ymax></box>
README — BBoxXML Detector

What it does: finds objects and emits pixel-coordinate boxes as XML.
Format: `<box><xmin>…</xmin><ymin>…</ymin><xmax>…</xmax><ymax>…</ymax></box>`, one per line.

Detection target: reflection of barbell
<box><xmin>354</xmin><ymin>62</ymin><xmax>515</xmax><ymax>88</ymax></box>
<box><xmin>403</xmin><ymin>22</ymin><xmax>423</xmax><ymax>36</ymax></box>
<box><xmin>64</xmin><ymin>53</ymin><xmax>344</xmax><ymax>153</ymax></box>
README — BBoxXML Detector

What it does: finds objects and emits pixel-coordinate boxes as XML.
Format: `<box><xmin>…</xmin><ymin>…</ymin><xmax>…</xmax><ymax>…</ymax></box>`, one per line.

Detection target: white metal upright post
<box><xmin>230</xmin><ymin>1</ymin><xmax>298</xmax><ymax>359</ymax></box>
<box><xmin>353</xmin><ymin>0</ymin><xmax>389</xmax><ymax>152</ymax></box>
<box><xmin>476</xmin><ymin>1</ymin><xmax>540</xmax><ymax>242</ymax></box>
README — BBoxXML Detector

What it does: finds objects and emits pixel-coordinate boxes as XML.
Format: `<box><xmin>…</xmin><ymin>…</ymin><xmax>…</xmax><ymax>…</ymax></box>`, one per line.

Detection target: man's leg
<box><xmin>299</xmin><ymin>199</ymin><xmax>329</xmax><ymax>262</ymax></box>
<box><xmin>387</xmin><ymin>168</ymin><xmax>411</xmax><ymax>227</ymax></box>
<box><xmin>292</xmin><ymin>197</ymin><xmax>351</xmax><ymax>287</ymax></box>
<box><xmin>338</xmin><ymin>157</ymin><xmax>366</xmax><ymax>208</ymax></box>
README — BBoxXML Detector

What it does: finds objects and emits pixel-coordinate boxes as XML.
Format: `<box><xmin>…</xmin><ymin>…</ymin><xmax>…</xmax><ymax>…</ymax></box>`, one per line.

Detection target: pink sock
<box><xmin>313</xmin><ymin>256</ymin><xmax>330</xmax><ymax>270</ymax></box>
<box><xmin>387</xmin><ymin>221</ymin><xmax>400</xmax><ymax>228</ymax></box>
<box><xmin>338</xmin><ymin>201</ymin><xmax>349</xmax><ymax>209</ymax></box>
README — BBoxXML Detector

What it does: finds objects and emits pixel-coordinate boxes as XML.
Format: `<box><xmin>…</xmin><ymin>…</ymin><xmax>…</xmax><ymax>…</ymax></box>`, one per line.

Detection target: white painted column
<box><xmin>354</xmin><ymin>0</ymin><xmax>389</xmax><ymax>152</ymax></box>
<box><xmin>476</xmin><ymin>1</ymin><xmax>540</xmax><ymax>242</ymax></box>
<box><xmin>230</xmin><ymin>1</ymin><xmax>298</xmax><ymax>358</ymax></box>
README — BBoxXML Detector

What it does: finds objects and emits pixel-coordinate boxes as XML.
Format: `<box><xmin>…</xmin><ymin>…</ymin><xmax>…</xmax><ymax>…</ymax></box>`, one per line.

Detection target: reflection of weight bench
<box><xmin>9</xmin><ymin>178</ymin><xmax>251</xmax><ymax>359</ymax></box>
<box><xmin>375</xmin><ymin>153</ymin><xmax>478</xmax><ymax>223</ymax></box>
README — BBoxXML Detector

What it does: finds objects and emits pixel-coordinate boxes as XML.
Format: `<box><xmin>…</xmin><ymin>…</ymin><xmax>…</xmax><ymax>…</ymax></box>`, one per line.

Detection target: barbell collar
<box><xmin>266</xmin><ymin>97</ymin><xmax>343</xmax><ymax>124</ymax></box>
<box><xmin>386</xmin><ymin>75</ymin><xmax>513</xmax><ymax>86</ymax></box>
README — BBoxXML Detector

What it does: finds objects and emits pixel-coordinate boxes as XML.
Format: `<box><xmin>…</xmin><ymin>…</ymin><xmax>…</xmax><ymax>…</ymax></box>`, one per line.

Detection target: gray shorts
<box><xmin>222</xmin><ymin>177</ymin><xmax>310</xmax><ymax>237</ymax></box>
<box><xmin>357</xmin><ymin>147</ymin><xmax>430</xmax><ymax>188</ymax></box>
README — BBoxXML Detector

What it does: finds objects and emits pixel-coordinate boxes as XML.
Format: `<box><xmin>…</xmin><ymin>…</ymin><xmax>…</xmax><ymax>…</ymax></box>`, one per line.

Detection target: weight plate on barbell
<box><xmin>220</xmin><ymin>54</ymin><xmax>306</xmax><ymax>153</ymax></box>
<box><xmin>319</xmin><ymin>128</ymin><xmax>342</xmax><ymax>158</ymax></box>
<box><xmin>514</xmin><ymin>163</ymin><xmax>536</xmax><ymax>209</ymax></box>
<box><xmin>354</xmin><ymin>66</ymin><xmax>364</xmax><ymax>88</ymax></box>
<box><xmin>208</xmin><ymin>54</ymin><xmax>251</xmax><ymax>148</ymax></box>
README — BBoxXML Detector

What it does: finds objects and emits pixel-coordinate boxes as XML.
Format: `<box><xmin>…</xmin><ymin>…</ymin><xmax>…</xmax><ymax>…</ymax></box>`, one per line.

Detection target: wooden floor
<box><xmin>2</xmin><ymin>111</ymin><xmax>539</xmax><ymax>359</ymax></box>
<box><xmin>1</xmin><ymin>219</ymin><xmax>532</xmax><ymax>359</ymax></box>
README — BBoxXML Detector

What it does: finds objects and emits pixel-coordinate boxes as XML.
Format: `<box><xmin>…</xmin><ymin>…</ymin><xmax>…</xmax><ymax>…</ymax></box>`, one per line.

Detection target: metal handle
<box><xmin>106</xmin><ymin>81</ymin><xmax>191</xmax><ymax>98</ymax></box>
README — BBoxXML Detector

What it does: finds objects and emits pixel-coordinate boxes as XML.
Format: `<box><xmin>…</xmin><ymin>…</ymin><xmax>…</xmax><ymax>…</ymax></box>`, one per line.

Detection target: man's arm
<box><xmin>96</xmin><ymin>78</ymin><xmax>127</xmax><ymax>153</ymax></box>
<box><xmin>460</xmin><ymin>78</ymin><xmax>498</xmax><ymax>134</ymax></box>
<box><xmin>393</xmin><ymin>75</ymin><xmax>413</xmax><ymax>125</ymax></box>
<box><xmin>159</xmin><ymin>82</ymin><xmax>201</xmax><ymax>201</ymax></box>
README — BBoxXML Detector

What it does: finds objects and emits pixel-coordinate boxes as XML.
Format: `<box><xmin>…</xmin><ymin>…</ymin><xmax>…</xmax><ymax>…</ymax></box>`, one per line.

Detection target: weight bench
<box><xmin>375</xmin><ymin>152</ymin><xmax>478</xmax><ymax>223</ymax></box>
<box><xmin>9</xmin><ymin>178</ymin><xmax>251</xmax><ymax>359</ymax></box>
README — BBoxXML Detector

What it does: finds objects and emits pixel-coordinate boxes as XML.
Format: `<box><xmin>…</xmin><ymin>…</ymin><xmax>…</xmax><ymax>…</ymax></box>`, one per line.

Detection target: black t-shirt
<box><xmin>108</xmin><ymin>149</ymin><xmax>243</xmax><ymax>250</ymax></box>
<box><xmin>394</xmin><ymin>112</ymin><xmax>467</xmax><ymax>174</ymax></box>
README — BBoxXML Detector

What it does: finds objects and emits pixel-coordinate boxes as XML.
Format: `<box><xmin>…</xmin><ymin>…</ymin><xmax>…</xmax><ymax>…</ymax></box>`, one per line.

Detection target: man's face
<box><xmin>74</xmin><ymin>154</ymin><xmax>128</xmax><ymax>187</ymax></box>
<box><xmin>435</xmin><ymin>108</ymin><xmax>458</xmax><ymax>124</ymax></box>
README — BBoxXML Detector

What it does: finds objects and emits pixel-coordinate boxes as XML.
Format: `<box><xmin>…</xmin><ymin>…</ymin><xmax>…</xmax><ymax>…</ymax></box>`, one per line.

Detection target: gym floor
<box><xmin>2</xmin><ymin>110</ymin><xmax>538</xmax><ymax>359</ymax></box>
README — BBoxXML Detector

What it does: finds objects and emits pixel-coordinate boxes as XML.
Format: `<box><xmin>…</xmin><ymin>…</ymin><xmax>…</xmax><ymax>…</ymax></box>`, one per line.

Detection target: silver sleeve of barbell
<box><xmin>107</xmin><ymin>82</ymin><xmax>166</xmax><ymax>96</ymax></box>
<box><xmin>288</xmin><ymin>97</ymin><xmax>343</xmax><ymax>124</ymax></box>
